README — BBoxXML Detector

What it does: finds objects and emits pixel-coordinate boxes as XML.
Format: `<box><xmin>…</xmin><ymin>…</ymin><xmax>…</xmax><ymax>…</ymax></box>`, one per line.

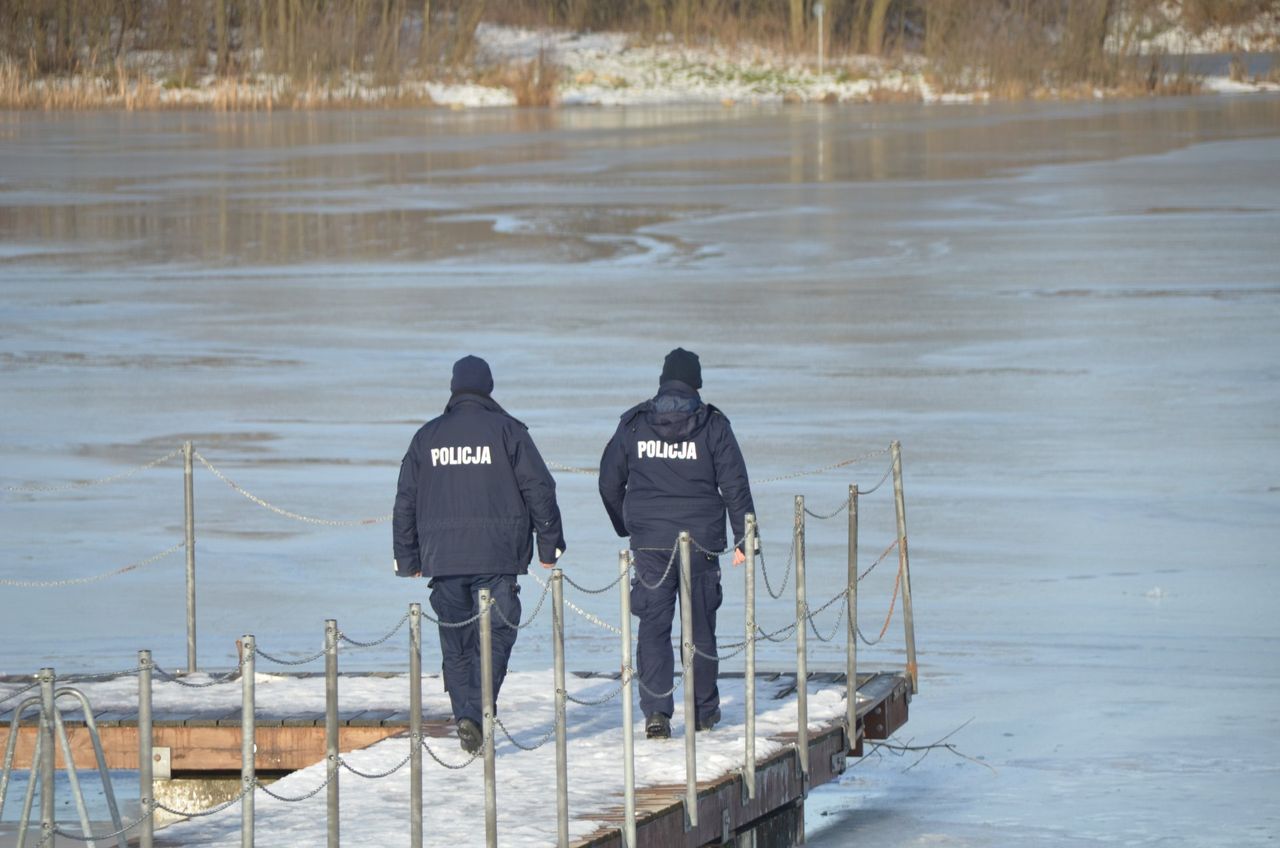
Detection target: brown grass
<box><xmin>509</xmin><ymin>51</ymin><xmax>560</xmax><ymax>107</ymax></box>
<box><xmin>866</xmin><ymin>84</ymin><xmax>922</xmax><ymax>103</ymax></box>
<box><xmin>0</xmin><ymin>58</ymin><xmax>436</xmax><ymax>110</ymax></box>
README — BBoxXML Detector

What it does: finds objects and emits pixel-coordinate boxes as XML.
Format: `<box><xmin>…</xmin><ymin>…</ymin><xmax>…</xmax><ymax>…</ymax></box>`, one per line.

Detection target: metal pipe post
<box><xmin>38</xmin><ymin>668</ymin><xmax>55</xmax><ymax>848</ymax></box>
<box><xmin>795</xmin><ymin>496</ymin><xmax>809</xmax><ymax>790</ymax></box>
<box><xmin>409</xmin><ymin>603</ymin><xmax>423</xmax><ymax>848</ymax></box>
<box><xmin>16</xmin><ymin>716</ymin><xmax>43</xmax><ymax>840</ymax></box>
<box><xmin>59</xmin><ymin>690</ymin><xmax>125</xmax><ymax>847</ymax></box>
<box><xmin>478</xmin><ymin>588</ymin><xmax>498</xmax><ymax>848</ymax></box>
<box><xmin>241</xmin><ymin>635</ymin><xmax>255</xmax><ymax>848</ymax></box>
<box><xmin>891</xmin><ymin>441</ymin><xmax>918</xmax><ymax>693</ymax></box>
<box><xmin>846</xmin><ymin>485</ymin><xmax>859</xmax><ymax>748</ymax></box>
<box><xmin>325</xmin><ymin>620</ymin><xmax>339</xmax><ymax>848</ymax></box>
<box><xmin>139</xmin><ymin>650</ymin><xmax>154</xmax><ymax>848</ymax></box>
<box><xmin>183</xmin><ymin>440</ymin><xmax>197</xmax><ymax>672</ymax></box>
<box><xmin>619</xmin><ymin>552</ymin><xmax>637</xmax><ymax>848</ymax></box>
<box><xmin>1</xmin><ymin>697</ymin><xmax>34</xmax><ymax>819</ymax></box>
<box><xmin>52</xmin><ymin>708</ymin><xmax>95</xmax><ymax>847</ymax></box>
<box><xmin>743</xmin><ymin>513</ymin><xmax>757</xmax><ymax>801</ymax></box>
<box><xmin>678</xmin><ymin>531</ymin><xmax>698</xmax><ymax>828</ymax></box>
<box><xmin>551</xmin><ymin>570</ymin><xmax>569</xmax><ymax>848</ymax></box>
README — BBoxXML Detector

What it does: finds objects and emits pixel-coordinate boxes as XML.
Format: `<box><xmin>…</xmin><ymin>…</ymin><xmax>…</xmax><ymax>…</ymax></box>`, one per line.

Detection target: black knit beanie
<box><xmin>451</xmin><ymin>355</ymin><xmax>494</xmax><ymax>395</ymax></box>
<box><xmin>660</xmin><ymin>348</ymin><xmax>702</xmax><ymax>389</ymax></box>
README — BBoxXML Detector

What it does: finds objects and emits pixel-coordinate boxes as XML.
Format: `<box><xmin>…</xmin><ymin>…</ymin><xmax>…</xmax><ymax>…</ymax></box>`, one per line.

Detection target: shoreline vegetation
<box><xmin>2</xmin><ymin>0</ymin><xmax>1278</xmax><ymax>110</ymax></box>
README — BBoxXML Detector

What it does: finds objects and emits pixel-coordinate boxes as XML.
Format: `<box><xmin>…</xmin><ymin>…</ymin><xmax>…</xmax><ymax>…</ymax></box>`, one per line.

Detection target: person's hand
<box><xmin>732</xmin><ymin>548</ymin><xmax>746</xmax><ymax>566</ymax></box>
<box><xmin>541</xmin><ymin>562</ymin><xmax>556</xmax><ymax>570</ymax></box>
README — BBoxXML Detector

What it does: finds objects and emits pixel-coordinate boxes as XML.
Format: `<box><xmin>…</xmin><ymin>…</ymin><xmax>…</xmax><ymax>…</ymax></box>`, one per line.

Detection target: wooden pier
<box><xmin>1</xmin><ymin>669</ymin><xmax>910</xmax><ymax>846</ymax></box>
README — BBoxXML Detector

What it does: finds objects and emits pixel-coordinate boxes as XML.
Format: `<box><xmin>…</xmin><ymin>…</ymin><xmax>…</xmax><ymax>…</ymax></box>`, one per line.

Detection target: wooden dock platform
<box><xmin>1</xmin><ymin>669</ymin><xmax>911</xmax><ymax>847</ymax></box>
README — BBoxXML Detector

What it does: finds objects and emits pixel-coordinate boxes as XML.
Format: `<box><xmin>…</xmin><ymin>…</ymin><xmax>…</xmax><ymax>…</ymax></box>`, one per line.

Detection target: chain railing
<box><xmin>338</xmin><ymin>611</ymin><xmax>412</xmax><ymax>648</ymax></box>
<box><xmin>3</xmin><ymin>448</ymin><xmax>182</xmax><ymax>495</ymax></box>
<box><xmin>565</xmin><ymin>677</ymin><xmax>633</xmax><ymax>706</ymax></box>
<box><xmin>193</xmin><ymin>450</ymin><xmax>392</xmax><ymax>526</ymax></box>
<box><xmin>494</xmin><ymin>715</ymin><xmax>558</xmax><ymax>752</ymax></box>
<box><xmin>0</xmin><ymin>541</ymin><xmax>186</xmax><ymax>588</ymax></box>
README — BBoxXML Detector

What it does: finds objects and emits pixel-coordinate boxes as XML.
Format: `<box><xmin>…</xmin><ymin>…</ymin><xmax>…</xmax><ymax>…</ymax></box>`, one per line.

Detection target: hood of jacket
<box><xmin>444</xmin><ymin>392</ymin><xmax>525</xmax><ymax>427</ymax></box>
<box><xmin>644</xmin><ymin>380</ymin><xmax>708</xmax><ymax>441</ymax></box>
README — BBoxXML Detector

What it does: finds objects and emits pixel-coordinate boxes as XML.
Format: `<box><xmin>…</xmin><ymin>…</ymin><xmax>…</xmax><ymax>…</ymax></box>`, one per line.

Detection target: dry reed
<box><xmin>0</xmin><ymin>0</ymin><xmax>1269</xmax><ymax>109</ymax></box>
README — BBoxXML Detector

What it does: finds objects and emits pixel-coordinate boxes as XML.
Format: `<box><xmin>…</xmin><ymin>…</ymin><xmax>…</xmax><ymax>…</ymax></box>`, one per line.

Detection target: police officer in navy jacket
<box><xmin>394</xmin><ymin>355</ymin><xmax>565</xmax><ymax>753</ymax></box>
<box><xmin>599</xmin><ymin>348</ymin><xmax>756</xmax><ymax>738</ymax></box>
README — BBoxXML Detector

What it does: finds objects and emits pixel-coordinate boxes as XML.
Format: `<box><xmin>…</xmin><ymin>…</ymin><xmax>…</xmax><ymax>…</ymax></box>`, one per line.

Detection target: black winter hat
<box><xmin>451</xmin><ymin>355</ymin><xmax>494</xmax><ymax>395</ymax></box>
<box><xmin>660</xmin><ymin>347</ymin><xmax>702</xmax><ymax>389</ymax></box>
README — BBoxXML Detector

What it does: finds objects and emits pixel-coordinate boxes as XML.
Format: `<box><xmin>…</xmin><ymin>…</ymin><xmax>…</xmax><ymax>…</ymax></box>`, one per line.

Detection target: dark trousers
<box><xmin>631</xmin><ymin>547</ymin><xmax>723</xmax><ymax>723</ymax></box>
<box><xmin>428</xmin><ymin>573</ymin><xmax>522</xmax><ymax>726</ymax></box>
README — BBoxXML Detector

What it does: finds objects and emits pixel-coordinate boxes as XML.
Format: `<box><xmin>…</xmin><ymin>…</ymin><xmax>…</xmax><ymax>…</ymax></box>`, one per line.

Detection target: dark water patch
<box><xmin>0</xmin><ymin>199</ymin><xmax>706</xmax><ymax>268</ymax></box>
<box><xmin>198</xmin><ymin>528</ymin><xmax>302</xmax><ymax>541</ymax></box>
<box><xmin>247</xmin><ymin>457</ymin><xmax>399</xmax><ymax>467</ymax></box>
<box><xmin>1035</xmin><ymin>287</ymin><xmax>1280</xmax><ymax>301</ymax></box>
<box><xmin>821</xmin><ymin>366</ymin><xmax>1088</xmax><ymax>379</ymax></box>
<box><xmin>1142</xmin><ymin>205</ymin><xmax>1272</xmax><ymax>215</ymax></box>
<box><xmin>244</xmin><ymin>418</ymin><xmax>431</xmax><ymax>427</ymax></box>
<box><xmin>68</xmin><ymin>432</ymin><xmax>283</xmax><ymax>466</ymax></box>
<box><xmin>1</xmin><ymin>351</ymin><xmax>301</xmax><ymax>370</ymax></box>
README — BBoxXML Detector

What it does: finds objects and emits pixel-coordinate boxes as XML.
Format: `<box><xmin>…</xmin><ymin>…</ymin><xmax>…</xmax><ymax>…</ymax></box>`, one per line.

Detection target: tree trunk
<box><xmin>419</xmin><ymin>0</ymin><xmax>431</xmax><ymax>68</ymax></box>
<box><xmin>216</xmin><ymin>0</ymin><xmax>229</xmax><ymax>74</ymax></box>
<box><xmin>192</xmin><ymin>0</ymin><xmax>209</xmax><ymax>71</ymax></box>
<box><xmin>865</xmin><ymin>0</ymin><xmax>891</xmax><ymax>56</ymax></box>
<box><xmin>790</xmin><ymin>0</ymin><xmax>805</xmax><ymax>52</ymax></box>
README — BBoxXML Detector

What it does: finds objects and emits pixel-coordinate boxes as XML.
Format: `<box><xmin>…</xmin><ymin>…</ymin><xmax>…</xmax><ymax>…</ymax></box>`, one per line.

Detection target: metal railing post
<box><xmin>38</xmin><ymin>668</ymin><xmax>55</xmax><ymax>848</ymax></box>
<box><xmin>678</xmin><ymin>531</ymin><xmax>698</xmax><ymax>829</ymax></box>
<box><xmin>552</xmin><ymin>571</ymin><xmax>569</xmax><ymax>848</ymax></box>
<box><xmin>409</xmin><ymin>603</ymin><xmax>423</xmax><ymax>848</ymax></box>
<box><xmin>52</xmin><ymin>706</ymin><xmax>95</xmax><ymax>847</ymax></box>
<box><xmin>325</xmin><ymin>620</ymin><xmax>339</xmax><ymax>848</ymax></box>
<box><xmin>16</xmin><ymin>711</ymin><xmax>43</xmax><ymax>842</ymax></box>
<box><xmin>891</xmin><ymin>440</ymin><xmax>918</xmax><ymax>693</ymax></box>
<box><xmin>53</xmin><ymin>689</ymin><xmax>129</xmax><ymax>848</ymax></box>
<box><xmin>743</xmin><ymin>513</ymin><xmax>757</xmax><ymax>801</ymax></box>
<box><xmin>619</xmin><ymin>552</ymin><xmax>637</xmax><ymax>848</ymax></box>
<box><xmin>183</xmin><ymin>440</ymin><xmax>197</xmax><ymax>673</ymax></box>
<box><xmin>846</xmin><ymin>485</ymin><xmax>859</xmax><ymax>749</ymax></box>
<box><xmin>55</xmin><ymin>690</ymin><xmax>125</xmax><ymax>848</ymax></box>
<box><xmin>241</xmin><ymin>635</ymin><xmax>255</xmax><ymax>848</ymax></box>
<box><xmin>478</xmin><ymin>588</ymin><xmax>498</xmax><ymax>848</ymax></box>
<box><xmin>0</xmin><ymin>697</ymin><xmax>30</xmax><ymax>821</ymax></box>
<box><xmin>139</xmin><ymin>650</ymin><xmax>155</xmax><ymax>848</ymax></box>
<box><xmin>795</xmin><ymin>496</ymin><xmax>809</xmax><ymax>792</ymax></box>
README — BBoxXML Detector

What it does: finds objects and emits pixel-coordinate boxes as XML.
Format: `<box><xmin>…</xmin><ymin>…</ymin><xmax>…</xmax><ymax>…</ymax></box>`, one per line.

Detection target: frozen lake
<box><xmin>2</xmin><ymin>96</ymin><xmax>1279</xmax><ymax>845</ymax></box>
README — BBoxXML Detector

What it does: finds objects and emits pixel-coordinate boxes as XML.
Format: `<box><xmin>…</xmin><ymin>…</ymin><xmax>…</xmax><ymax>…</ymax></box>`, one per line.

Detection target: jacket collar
<box><xmin>445</xmin><ymin>391</ymin><xmax>503</xmax><ymax>414</ymax></box>
<box><xmin>656</xmin><ymin>380</ymin><xmax>701</xmax><ymax>402</ymax></box>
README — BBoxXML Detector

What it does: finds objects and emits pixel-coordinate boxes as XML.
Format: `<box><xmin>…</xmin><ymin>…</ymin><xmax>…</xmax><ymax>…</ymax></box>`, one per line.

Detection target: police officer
<box><xmin>394</xmin><ymin>355</ymin><xmax>565</xmax><ymax>753</ymax></box>
<box><xmin>599</xmin><ymin>348</ymin><xmax>756</xmax><ymax>739</ymax></box>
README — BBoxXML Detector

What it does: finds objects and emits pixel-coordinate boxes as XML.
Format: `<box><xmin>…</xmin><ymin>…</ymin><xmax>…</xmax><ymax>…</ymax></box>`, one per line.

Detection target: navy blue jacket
<box><xmin>598</xmin><ymin>381</ymin><xmax>755</xmax><ymax>554</ymax></box>
<box><xmin>394</xmin><ymin>393</ymin><xmax>565</xmax><ymax>578</ymax></box>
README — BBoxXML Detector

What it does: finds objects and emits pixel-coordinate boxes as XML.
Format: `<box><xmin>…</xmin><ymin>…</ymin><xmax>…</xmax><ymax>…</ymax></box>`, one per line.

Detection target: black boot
<box><xmin>645</xmin><ymin>712</ymin><xmax>671</xmax><ymax>739</ymax></box>
<box><xmin>457</xmin><ymin>718</ymin><xmax>482</xmax><ymax>754</ymax></box>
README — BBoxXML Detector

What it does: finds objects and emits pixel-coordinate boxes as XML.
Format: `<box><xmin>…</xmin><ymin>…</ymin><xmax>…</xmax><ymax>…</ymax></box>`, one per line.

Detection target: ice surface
<box><xmin>2</xmin><ymin>96</ymin><xmax>1278</xmax><ymax>845</ymax></box>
